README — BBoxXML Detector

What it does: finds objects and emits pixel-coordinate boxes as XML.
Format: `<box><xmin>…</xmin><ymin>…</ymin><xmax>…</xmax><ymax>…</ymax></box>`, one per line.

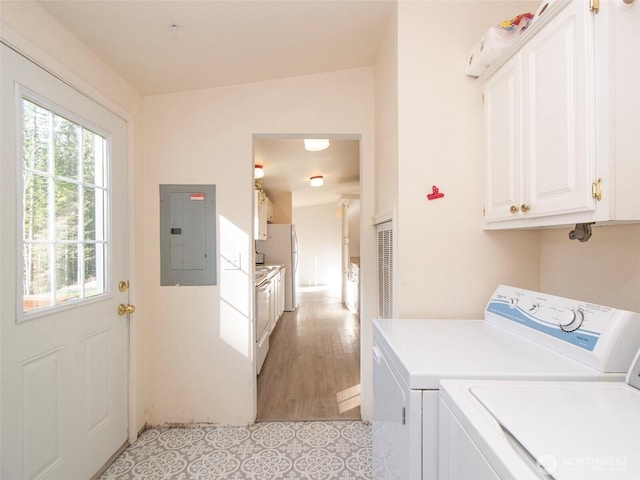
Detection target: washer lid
<box><xmin>373</xmin><ymin>319</ymin><xmax>620</xmax><ymax>390</ymax></box>
<box><xmin>472</xmin><ymin>383</ymin><xmax>640</xmax><ymax>480</ymax></box>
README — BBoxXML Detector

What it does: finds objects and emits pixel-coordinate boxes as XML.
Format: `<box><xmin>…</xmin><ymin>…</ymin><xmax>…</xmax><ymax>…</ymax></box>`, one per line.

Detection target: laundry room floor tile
<box><xmin>100</xmin><ymin>420</ymin><xmax>371</xmax><ymax>479</ymax></box>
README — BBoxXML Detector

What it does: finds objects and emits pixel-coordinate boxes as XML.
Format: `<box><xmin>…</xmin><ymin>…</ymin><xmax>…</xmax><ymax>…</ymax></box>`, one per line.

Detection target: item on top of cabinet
<box><xmin>464</xmin><ymin>45</ymin><xmax>489</xmax><ymax>77</ymax></box>
<box><xmin>531</xmin><ymin>0</ymin><xmax>554</xmax><ymax>24</ymax></box>
<box><xmin>498</xmin><ymin>12</ymin><xmax>534</xmax><ymax>31</ymax></box>
<box><xmin>464</xmin><ymin>12</ymin><xmax>534</xmax><ymax>77</ymax></box>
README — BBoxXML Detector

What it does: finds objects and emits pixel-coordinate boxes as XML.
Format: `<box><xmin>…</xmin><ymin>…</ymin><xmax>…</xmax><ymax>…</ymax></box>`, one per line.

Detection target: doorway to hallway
<box><xmin>256</xmin><ymin>286</ymin><xmax>361</xmax><ymax>421</ymax></box>
<box><xmin>253</xmin><ymin>135</ymin><xmax>361</xmax><ymax>421</ymax></box>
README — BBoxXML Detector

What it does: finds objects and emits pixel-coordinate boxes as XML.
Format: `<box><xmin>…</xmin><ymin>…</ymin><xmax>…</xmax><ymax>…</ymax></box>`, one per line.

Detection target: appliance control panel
<box><xmin>485</xmin><ymin>285</ymin><xmax>640</xmax><ymax>372</ymax></box>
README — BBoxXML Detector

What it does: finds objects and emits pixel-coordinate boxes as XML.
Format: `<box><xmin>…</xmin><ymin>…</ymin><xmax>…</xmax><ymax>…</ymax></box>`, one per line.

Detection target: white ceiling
<box><xmin>37</xmin><ymin>0</ymin><xmax>395</xmax><ymax>96</ymax></box>
<box><xmin>36</xmin><ymin>0</ymin><xmax>389</xmax><ymax>207</ymax></box>
<box><xmin>255</xmin><ymin>137</ymin><xmax>360</xmax><ymax>208</ymax></box>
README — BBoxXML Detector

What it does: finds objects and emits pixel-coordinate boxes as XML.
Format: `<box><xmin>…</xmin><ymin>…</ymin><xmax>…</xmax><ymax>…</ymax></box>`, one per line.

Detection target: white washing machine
<box><xmin>438</xmin><ymin>348</ymin><xmax>640</xmax><ymax>480</ymax></box>
<box><xmin>372</xmin><ymin>285</ymin><xmax>640</xmax><ymax>480</ymax></box>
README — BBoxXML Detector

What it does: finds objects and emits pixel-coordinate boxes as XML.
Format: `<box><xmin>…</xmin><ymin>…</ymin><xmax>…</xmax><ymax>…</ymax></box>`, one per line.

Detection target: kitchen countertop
<box><xmin>255</xmin><ymin>264</ymin><xmax>284</xmax><ymax>285</ymax></box>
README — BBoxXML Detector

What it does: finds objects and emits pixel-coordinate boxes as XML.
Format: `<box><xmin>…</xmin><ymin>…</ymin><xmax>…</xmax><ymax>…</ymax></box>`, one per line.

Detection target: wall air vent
<box><xmin>377</xmin><ymin>221</ymin><xmax>393</xmax><ymax>318</ymax></box>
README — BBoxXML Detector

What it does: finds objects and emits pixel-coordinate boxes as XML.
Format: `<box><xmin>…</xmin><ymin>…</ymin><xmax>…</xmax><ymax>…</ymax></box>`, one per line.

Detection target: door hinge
<box><xmin>592</xmin><ymin>178</ymin><xmax>602</xmax><ymax>201</ymax></box>
<box><xmin>402</xmin><ymin>406</ymin><xmax>406</xmax><ymax>425</ymax></box>
<box><xmin>590</xmin><ymin>0</ymin><xmax>599</xmax><ymax>13</ymax></box>
<box><xmin>482</xmin><ymin>93</ymin><xmax>485</xmax><ymax>104</ymax></box>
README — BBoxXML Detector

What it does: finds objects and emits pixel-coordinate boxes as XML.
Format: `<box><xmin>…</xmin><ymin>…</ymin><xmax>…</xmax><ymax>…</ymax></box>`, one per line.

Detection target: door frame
<box><xmin>0</xmin><ymin>27</ymin><xmax>140</xmax><ymax>445</ymax></box>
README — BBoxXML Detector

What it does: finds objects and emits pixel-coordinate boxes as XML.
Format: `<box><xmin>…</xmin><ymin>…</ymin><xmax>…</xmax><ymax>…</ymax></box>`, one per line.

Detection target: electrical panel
<box><xmin>159</xmin><ymin>184</ymin><xmax>216</xmax><ymax>286</ymax></box>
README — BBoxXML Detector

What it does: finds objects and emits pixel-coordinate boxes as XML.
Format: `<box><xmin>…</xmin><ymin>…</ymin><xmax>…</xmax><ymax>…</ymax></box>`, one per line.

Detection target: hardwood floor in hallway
<box><xmin>257</xmin><ymin>286</ymin><xmax>361</xmax><ymax>421</ymax></box>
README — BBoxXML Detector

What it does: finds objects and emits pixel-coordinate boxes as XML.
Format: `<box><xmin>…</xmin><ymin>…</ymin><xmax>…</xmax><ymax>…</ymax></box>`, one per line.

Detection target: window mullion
<box><xmin>47</xmin><ymin>109</ymin><xmax>56</xmax><ymax>307</ymax></box>
<box><xmin>78</xmin><ymin>129</ymin><xmax>85</xmax><ymax>299</ymax></box>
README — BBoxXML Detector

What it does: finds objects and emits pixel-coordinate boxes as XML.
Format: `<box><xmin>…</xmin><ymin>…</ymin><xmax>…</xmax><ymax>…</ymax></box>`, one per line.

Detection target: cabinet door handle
<box><xmin>520</xmin><ymin>204</ymin><xmax>531</xmax><ymax>213</ymax></box>
<box><xmin>509</xmin><ymin>205</ymin><xmax>518</xmax><ymax>214</ymax></box>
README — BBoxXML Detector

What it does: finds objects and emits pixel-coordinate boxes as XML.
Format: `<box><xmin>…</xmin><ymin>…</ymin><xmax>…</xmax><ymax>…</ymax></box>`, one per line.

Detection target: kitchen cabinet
<box><xmin>266</xmin><ymin>198</ymin><xmax>274</xmax><ymax>223</ymax></box>
<box><xmin>255</xmin><ymin>277</ymin><xmax>272</xmax><ymax>374</ymax></box>
<box><xmin>255</xmin><ymin>265</ymin><xmax>284</xmax><ymax>373</ymax></box>
<box><xmin>254</xmin><ymin>190</ymin><xmax>268</xmax><ymax>240</ymax></box>
<box><xmin>483</xmin><ymin>0</ymin><xmax>640</xmax><ymax>229</ymax></box>
<box><xmin>269</xmin><ymin>273</ymin><xmax>278</xmax><ymax>333</ymax></box>
<box><xmin>269</xmin><ymin>269</ymin><xmax>284</xmax><ymax>332</ymax></box>
<box><xmin>256</xmin><ymin>266</ymin><xmax>285</xmax><ymax>335</ymax></box>
<box><xmin>277</xmin><ymin>267</ymin><xmax>285</xmax><ymax>320</ymax></box>
<box><xmin>254</xmin><ymin>191</ymin><xmax>274</xmax><ymax>239</ymax></box>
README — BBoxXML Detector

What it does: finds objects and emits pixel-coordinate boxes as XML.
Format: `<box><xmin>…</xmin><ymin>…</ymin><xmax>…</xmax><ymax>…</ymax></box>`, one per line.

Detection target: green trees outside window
<box><xmin>21</xmin><ymin>98</ymin><xmax>108</xmax><ymax>313</ymax></box>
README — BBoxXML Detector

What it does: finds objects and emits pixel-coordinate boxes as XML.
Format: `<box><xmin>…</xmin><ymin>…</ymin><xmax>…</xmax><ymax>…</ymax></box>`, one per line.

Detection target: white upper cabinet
<box><xmin>254</xmin><ymin>190</ymin><xmax>268</xmax><ymax>240</ymax></box>
<box><xmin>522</xmin><ymin>1</ymin><xmax>594</xmax><ymax>218</ymax></box>
<box><xmin>612</xmin><ymin>0</ymin><xmax>640</xmax><ymax>221</ymax></box>
<box><xmin>483</xmin><ymin>0</ymin><xmax>640</xmax><ymax>229</ymax></box>
<box><xmin>266</xmin><ymin>197</ymin><xmax>274</xmax><ymax>223</ymax></box>
<box><xmin>484</xmin><ymin>54</ymin><xmax>522</xmax><ymax>222</ymax></box>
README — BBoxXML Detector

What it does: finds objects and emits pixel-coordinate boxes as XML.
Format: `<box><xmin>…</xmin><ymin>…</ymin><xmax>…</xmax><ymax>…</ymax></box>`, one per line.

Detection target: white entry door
<box><xmin>1</xmin><ymin>44</ymin><xmax>130</xmax><ymax>479</ymax></box>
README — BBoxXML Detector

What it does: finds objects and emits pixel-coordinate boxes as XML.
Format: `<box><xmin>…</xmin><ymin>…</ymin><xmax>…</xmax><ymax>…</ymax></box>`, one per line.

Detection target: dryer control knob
<box><xmin>559</xmin><ymin>309</ymin><xmax>584</xmax><ymax>332</ymax></box>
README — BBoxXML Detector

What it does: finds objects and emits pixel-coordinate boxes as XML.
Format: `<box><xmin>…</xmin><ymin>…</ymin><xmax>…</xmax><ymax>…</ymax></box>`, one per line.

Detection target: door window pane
<box><xmin>23</xmin><ymin>244</ymin><xmax>52</xmax><ymax>310</ymax></box>
<box><xmin>21</xmin><ymin>98</ymin><xmax>109</xmax><ymax>316</ymax></box>
<box><xmin>56</xmin><ymin>243</ymin><xmax>80</xmax><ymax>303</ymax></box>
<box><xmin>55</xmin><ymin>180</ymin><xmax>79</xmax><ymax>241</ymax></box>
<box><xmin>84</xmin><ymin>243</ymin><xmax>104</xmax><ymax>299</ymax></box>
<box><xmin>22</xmin><ymin>100</ymin><xmax>50</xmax><ymax>171</ymax></box>
<box><xmin>23</xmin><ymin>171</ymin><xmax>50</xmax><ymax>241</ymax></box>
<box><xmin>84</xmin><ymin>186</ymin><xmax>97</xmax><ymax>240</ymax></box>
<box><xmin>83</xmin><ymin>128</ymin><xmax>105</xmax><ymax>186</ymax></box>
<box><xmin>54</xmin><ymin>115</ymin><xmax>80</xmax><ymax>179</ymax></box>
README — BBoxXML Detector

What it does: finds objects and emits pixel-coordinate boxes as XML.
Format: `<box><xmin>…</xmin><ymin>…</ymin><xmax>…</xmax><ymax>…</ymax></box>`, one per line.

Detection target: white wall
<box><xmin>294</xmin><ymin>203</ymin><xmax>342</xmax><ymax>290</ymax></box>
<box><xmin>374</xmin><ymin>5</ymin><xmax>399</xmax><ymax>217</ymax></box>
<box><xmin>143</xmin><ymin>68</ymin><xmax>375</xmax><ymax>425</ymax></box>
<box><xmin>268</xmin><ymin>191</ymin><xmax>292</xmax><ymax>224</ymax></box>
<box><xmin>540</xmin><ymin>225</ymin><xmax>640</xmax><ymax>312</ymax></box>
<box><xmin>391</xmin><ymin>0</ymin><xmax>640</xmax><ymax>319</ymax></box>
<box><xmin>1</xmin><ymin>1</ymin><xmax>147</xmax><ymax>436</ymax></box>
<box><xmin>394</xmin><ymin>1</ymin><xmax>541</xmax><ymax>319</ymax></box>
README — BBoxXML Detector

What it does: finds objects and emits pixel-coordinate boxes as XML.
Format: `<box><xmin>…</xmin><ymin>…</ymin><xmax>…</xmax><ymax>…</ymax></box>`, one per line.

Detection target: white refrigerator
<box><xmin>256</xmin><ymin>224</ymin><xmax>298</xmax><ymax>311</ymax></box>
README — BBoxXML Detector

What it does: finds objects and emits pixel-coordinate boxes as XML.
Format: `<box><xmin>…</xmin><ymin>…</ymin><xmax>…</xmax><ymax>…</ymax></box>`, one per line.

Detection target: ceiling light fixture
<box><xmin>304</xmin><ymin>139</ymin><xmax>330</xmax><ymax>152</ymax></box>
<box><xmin>310</xmin><ymin>175</ymin><xmax>324</xmax><ymax>187</ymax></box>
<box><xmin>254</xmin><ymin>164</ymin><xmax>264</xmax><ymax>179</ymax></box>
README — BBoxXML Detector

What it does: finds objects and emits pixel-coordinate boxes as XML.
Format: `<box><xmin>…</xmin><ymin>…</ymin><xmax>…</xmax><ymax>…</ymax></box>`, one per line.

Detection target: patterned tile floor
<box><xmin>100</xmin><ymin>421</ymin><xmax>372</xmax><ymax>480</ymax></box>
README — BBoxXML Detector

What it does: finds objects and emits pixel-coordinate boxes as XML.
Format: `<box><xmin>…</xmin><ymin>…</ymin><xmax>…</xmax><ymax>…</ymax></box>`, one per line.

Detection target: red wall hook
<box><xmin>427</xmin><ymin>185</ymin><xmax>445</xmax><ymax>200</ymax></box>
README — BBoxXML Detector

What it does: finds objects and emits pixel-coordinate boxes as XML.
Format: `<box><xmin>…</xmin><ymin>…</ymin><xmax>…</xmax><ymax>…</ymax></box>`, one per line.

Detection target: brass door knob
<box><xmin>118</xmin><ymin>304</ymin><xmax>136</xmax><ymax>316</ymax></box>
<box><xmin>520</xmin><ymin>204</ymin><xmax>531</xmax><ymax>213</ymax></box>
<box><xmin>509</xmin><ymin>205</ymin><xmax>518</xmax><ymax>214</ymax></box>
